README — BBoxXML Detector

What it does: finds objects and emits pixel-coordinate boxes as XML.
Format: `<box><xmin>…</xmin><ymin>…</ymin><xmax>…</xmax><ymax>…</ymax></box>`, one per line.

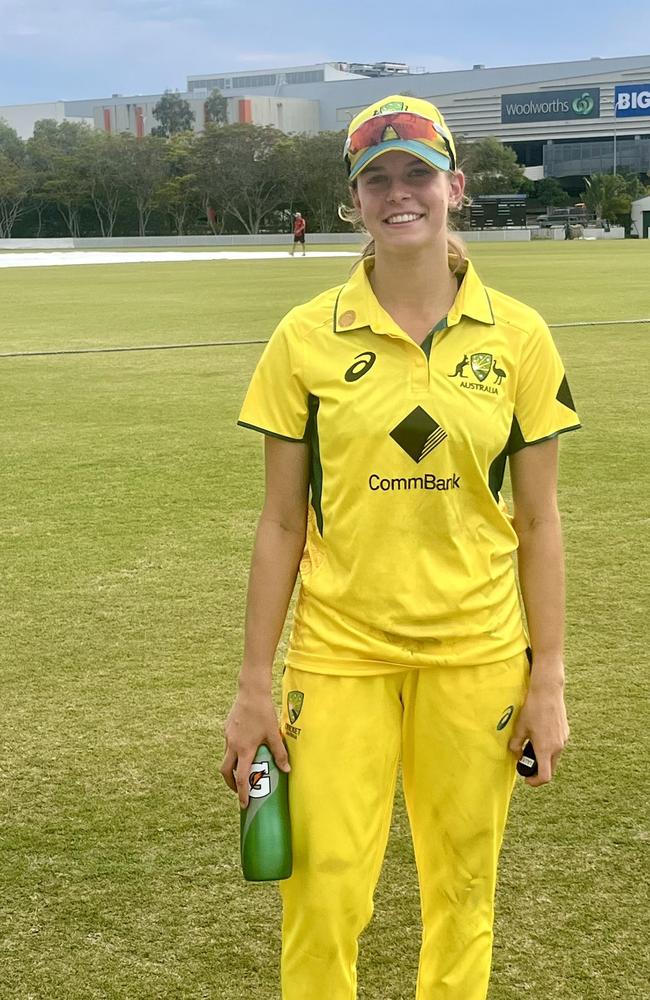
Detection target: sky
<box><xmin>1</xmin><ymin>0</ymin><xmax>649</xmax><ymax>105</ymax></box>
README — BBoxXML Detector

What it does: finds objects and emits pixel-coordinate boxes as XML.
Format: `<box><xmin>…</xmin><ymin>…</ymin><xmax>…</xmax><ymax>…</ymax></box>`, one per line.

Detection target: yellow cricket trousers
<box><xmin>279</xmin><ymin>651</ymin><xmax>530</xmax><ymax>1000</ymax></box>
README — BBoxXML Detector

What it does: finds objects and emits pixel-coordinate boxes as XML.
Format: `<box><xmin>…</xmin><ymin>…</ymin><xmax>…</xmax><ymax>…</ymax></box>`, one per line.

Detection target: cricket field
<box><xmin>1</xmin><ymin>240</ymin><xmax>647</xmax><ymax>999</ymax></box>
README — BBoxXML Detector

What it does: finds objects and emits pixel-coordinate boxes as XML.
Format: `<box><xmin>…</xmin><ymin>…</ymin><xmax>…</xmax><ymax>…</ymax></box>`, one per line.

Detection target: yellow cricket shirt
<box><xmin>238</xmin><ymin>257</ymin><xmax>581</xmax><ymax>674</ymax></box>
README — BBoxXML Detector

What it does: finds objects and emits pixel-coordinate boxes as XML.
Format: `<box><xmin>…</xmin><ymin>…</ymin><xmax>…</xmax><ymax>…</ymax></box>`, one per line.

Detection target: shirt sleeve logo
<box><xmin>344</xmin><ymin>351</ymin><xmax>377</xmax><ymax>382</ymax></box>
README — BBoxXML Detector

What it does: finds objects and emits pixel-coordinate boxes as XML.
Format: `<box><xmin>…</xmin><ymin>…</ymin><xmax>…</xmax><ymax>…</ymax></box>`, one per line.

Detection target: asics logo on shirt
<box><xmin>344</xmin><ymin>352</ymin><xmax>376</xmax><ymax>382</ymax></box>
<box><xmin>496</xmin><ymin>705</ymin><xmax>515</xmax><ymax>730</ymax></box>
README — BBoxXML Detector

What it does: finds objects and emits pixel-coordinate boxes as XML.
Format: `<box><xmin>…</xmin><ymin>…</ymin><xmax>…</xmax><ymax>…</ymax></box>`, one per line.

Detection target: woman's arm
<box><xmin>508</xmin><ymin>438</ymin><xmax>570</xmax><ymax>787</ymax></box>
<box><xmin>220</xmin><ymin>436</ymin><xmax>309</xmax><ymax>806</ymax></box>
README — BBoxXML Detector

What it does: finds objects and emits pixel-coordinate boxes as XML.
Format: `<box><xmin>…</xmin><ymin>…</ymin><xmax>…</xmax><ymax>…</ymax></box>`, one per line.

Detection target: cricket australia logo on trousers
<box><xmin>449</xmin><ymin>352</ymin><xmax>507</xmax><ymax>394</ymax></box>
<box><xmin>285</xmin><ymin>690</ymin><xmax>304</xmax><ymax>741</ymax></box>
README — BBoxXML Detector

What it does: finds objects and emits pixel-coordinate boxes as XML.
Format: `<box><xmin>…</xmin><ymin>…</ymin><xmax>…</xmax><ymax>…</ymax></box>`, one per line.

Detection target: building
<box><xmin>630</xmin><ymin>195</ymin><xmax>650</xmax><ymax>237</ymax></box>
<box><xmin>0</xmin><ymin>91</ymin><xmax>321</xmax><ymax>140</ymax></box>
<box><xmin>188</xmin><ymin>54</ymin><xmax>650</xmax><ymax>182</ymax></box>
<box><xmin>0</xmin><ymin>101</ymin><xmax>93</xmax><ymax>139</ymax></box>
<box><xmin>186</xmin><ymin>61</ymin><xmax>366</xmax><ymax>95</ymax></box>
<box><xmin>2</xmin><ymin>55</ymin><xmax>649</xmax><ymax>182</ymax></box>
<box><xmin>87</xmin><ymin>93</ymin><xmax>319</xmax><ymax>137</ymax></box>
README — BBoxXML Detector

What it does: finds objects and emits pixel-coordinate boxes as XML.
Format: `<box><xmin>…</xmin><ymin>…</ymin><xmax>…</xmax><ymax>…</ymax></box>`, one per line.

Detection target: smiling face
<box><xmin>352</xmin><ymin>151</ymin><xmax>465</xmax><ymax>255</ymax></box>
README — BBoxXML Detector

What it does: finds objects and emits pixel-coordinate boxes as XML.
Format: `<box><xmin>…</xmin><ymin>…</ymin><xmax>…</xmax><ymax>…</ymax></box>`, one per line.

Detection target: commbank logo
<box><xmin>344</xmin><ymin>352</ymin><xmax>376</xmax><ymax>382</ymax></box>
<box><xmin>389</xmin><ymin>406</ymin><xmax>447</xmax><ymax>463</ymax></box>
<box><xmin>369</xmin><ymin>473</ymin><xmax>460</xmax><ymax>492</ymax></box>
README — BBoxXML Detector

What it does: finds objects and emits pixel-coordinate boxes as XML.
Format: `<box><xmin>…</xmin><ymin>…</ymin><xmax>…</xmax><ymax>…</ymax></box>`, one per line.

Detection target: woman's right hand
<box><xmin>219</xmin><ymin>685</ymin><xmax>291</xmax><ymax>808</ymax></box>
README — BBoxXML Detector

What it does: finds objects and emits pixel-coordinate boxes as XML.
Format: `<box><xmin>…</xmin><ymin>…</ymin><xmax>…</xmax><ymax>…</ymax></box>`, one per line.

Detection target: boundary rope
<box><xmin>2</xmin><ymin>319</ymin><xmax>649</xmax><ymax>359</ymax></box>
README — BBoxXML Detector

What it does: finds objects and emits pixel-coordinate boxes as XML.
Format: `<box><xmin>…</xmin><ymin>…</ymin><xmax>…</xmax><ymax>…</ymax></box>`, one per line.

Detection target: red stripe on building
<box><xmin>103</xmin><ymin>109</ymin><xmax>112</xmax><ymax>133</ymax></box>
<box><xmin>238</xmin><ymin>99</ymin><xmax>252</xmax><ymax>123</ymax></box>
<box><xmin>135</xmin><ymin>106</ymin><xmax>144</xmax><ymax>139</ymax></box>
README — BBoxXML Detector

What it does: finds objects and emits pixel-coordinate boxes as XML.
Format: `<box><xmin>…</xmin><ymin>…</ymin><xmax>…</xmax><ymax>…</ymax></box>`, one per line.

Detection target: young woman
<box><xmin>221</xmin><ymin>95</ymin><xmax>581</xmax><ymax>1000</ymax></box>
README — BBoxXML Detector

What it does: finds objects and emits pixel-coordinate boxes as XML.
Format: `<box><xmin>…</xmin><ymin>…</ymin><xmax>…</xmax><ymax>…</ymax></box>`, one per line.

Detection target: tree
<box><xmin>204</xmin><ymin>89</ymin><xmax>228</xmax><ymax>127</ymax></box>
<box><xmin>27</xmin><ymin>120</ymin><xmax>94</xmax><ymax>236</ymax></box>
<box><xmin>193</xmin><ymin>125</ymin><xmax>226</xmax><ymax>227</ymax></box>
<box><xmin>616</xmin><ymin>170</ymin><xmax>650</xmax><ymax>204</ymax></box>
<box><xmin>534</xmin><ymin>178</ymin><xmax>571</xmax><ymax>209</ymax></box>
<box><xmin>151</xmin><ymin>91</ymin><xmax>195</xmax><ymax>138</ymax></box>
<box><xmin>0</xmin><ymin>121</ymin><xmax>30</xmax><ymax>237</ymax></box>
<box><xmin>0</xmin><ymin>155</ymin><xmax>31</xmax><ymax>237</ymax></box>
<box><xmin>581</xmin><ymin>172</ymin><xmax>650</xmax><ymax>225</ymax></box>
<box><xmin>82</xmin><ymin>132</ymin><xmax>126</xmax><ymax>237</ymax></box>
<box><xmin>458</xmin><ymin>137</ymin><xmax>526</xmax><ymax>196</ymax></box>
<box><xmin>0</xmin><ymin>119</ymin><xmax>25</xmax><ymax>161</ymax></box>
<box><xmin>155</xmin><ymin>175</ymin><xmax>199</xmax><ymax>233</ymax></box>
<box><xmin>121</xmin><ymin>134</ymin><xmax>168</xmax><ymax>235</ymax></box>
<box><xmin>287</xmin><ymin>131</ymin><xmax>350</xmax><ymax>232</ymax></box>
<box><xmin>196</xmin><ymin>124</ymin><xmax>289</xmax><ymax>234</ymax></box>
<box><xmin>154</xmin><ymin>132</ymin><xmax>199</xmax><ymax>234</ymax></box>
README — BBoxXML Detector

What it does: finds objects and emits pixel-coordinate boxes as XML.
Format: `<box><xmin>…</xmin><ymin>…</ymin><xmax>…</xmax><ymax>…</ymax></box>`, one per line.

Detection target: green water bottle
<box><xmin>240</xmin><ymin>744</ymin><xmax>292</xmax><ymax>882</ymax></box>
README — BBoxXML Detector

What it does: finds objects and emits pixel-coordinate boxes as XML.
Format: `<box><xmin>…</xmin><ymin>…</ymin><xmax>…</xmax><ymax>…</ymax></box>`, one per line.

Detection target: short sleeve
<box><xmin>238</xmin><ymin>316</ymin><xmax>310</xmax><ymax>442</ymax></box>
<box><xmin>508</xmin><ymin>318</ymin><xmax>581</xmax><ymax>454</ymax></box>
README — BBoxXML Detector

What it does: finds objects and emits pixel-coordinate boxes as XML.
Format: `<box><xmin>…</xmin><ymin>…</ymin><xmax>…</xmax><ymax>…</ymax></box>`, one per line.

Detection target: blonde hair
<box><xmin>338</xmin><ymin>174</ymin><xmax>468</xmax><ymax>274</ymax></box>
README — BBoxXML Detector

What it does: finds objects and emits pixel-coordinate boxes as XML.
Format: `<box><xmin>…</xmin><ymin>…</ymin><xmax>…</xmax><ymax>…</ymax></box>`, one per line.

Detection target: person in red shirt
<box><xmin>290</xmin><ymin>212</ymin><xmax>306</xmax><ymax>256</ymax></box>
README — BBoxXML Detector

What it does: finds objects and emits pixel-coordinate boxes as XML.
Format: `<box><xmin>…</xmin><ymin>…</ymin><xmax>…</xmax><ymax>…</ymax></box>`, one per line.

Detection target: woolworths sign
<box><xmin>501</xmin><ymin>88</ymin><xmax>600</xmax><ymax>123</ymax></box>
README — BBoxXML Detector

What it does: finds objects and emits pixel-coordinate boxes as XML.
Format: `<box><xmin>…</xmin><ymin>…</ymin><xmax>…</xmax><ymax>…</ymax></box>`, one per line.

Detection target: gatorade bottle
<box><xmin>240</xmin><ymin>744</ymin><xmax>292</xmax><ymax>882</ymax></box>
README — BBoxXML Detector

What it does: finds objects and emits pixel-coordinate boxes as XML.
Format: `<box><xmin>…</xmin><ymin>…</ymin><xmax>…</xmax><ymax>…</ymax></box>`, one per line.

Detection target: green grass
<box><xmin>1</xmin><ymin>241</ymin><xmax>648</xmax><ymax>356</ymax></box>
<box><xmin>1</xmin><ymin>241</ymin><xmax>648</xmax><ymax>999</ymax></box>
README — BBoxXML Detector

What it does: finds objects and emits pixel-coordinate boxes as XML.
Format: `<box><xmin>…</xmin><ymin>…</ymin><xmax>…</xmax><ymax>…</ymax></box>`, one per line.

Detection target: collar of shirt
<box><xmin>333</xmin><ymin>255</ymin><xmax>495</xmax><ymax>336</ymax></box>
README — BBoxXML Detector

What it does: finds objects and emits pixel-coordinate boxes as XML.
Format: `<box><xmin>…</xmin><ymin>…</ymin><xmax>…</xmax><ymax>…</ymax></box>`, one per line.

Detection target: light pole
<box><xmin>613</xmin><ymin>89</ymin><xmax>618</xmax><ymax>175</ymax></box>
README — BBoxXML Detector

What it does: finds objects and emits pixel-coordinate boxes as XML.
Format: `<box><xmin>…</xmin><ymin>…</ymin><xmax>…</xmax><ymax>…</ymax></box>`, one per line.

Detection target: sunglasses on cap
<box><xmin>345</xmin><ymin>112</ymin><xmax>456</xmax><ymax>171</ymax></box>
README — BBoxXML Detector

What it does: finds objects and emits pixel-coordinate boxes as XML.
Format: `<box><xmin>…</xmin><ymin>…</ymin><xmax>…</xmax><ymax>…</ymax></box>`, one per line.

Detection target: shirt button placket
<box><xmin>411</xmin><ymin>346</ymin><xmax>429</xmax><ymax>393</ymax></box>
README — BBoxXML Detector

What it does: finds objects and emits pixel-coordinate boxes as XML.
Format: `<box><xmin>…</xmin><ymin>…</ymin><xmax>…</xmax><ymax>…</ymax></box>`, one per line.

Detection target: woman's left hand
<box><xmin>509</xmin><ymin>676</ymin><xmax>570</xmax><ymax>787</ymax></box>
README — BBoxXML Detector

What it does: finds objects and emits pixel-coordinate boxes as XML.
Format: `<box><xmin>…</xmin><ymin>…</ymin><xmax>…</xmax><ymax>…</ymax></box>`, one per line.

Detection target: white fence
<box><xmin>0</xmin><ymin>234</ymin><xmax>359</xmax><ymax>250</ymax></box>
<box><xmin>462</xmin><ymin>229</ymin><xmax>531</xmax><ymax>242</ymax></box>
<box><xmin>0</xmin><ymin>226</ymin><xmax>626</xmax><ymax>251</ymax></box>
<box><xmin>530</xmin><ymin>226</ymin><xmax>625</xmax><ymax>240</ymax></box>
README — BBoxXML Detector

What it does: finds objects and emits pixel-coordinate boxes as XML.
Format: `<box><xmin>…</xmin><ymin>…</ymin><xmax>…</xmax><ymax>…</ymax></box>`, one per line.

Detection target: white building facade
<box><xmin>0</xmin><ymin>101</ymin><xmax>93</xmax><ymax>138</ymax></box>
